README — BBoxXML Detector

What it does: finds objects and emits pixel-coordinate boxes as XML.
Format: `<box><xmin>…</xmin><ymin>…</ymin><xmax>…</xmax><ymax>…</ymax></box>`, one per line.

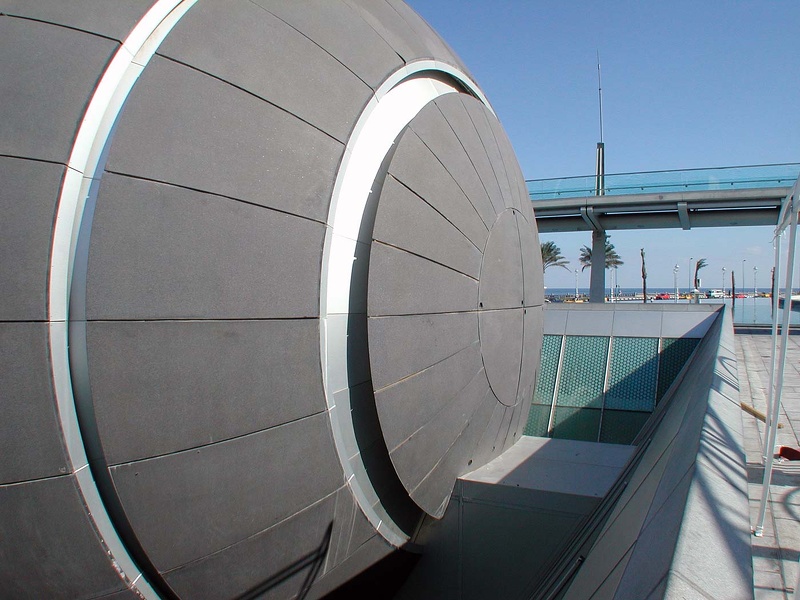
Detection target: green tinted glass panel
<box><xmin>657</xmin><ymin>337</ymin><xmax>700</xmax><ymax>402</ymax></box>
<box><xmin>523</xmin><ymin>404</ymin><xmax>552</xmax><ymax>437</ymax></box>
<box><xmin>533</xmin><ymin>335</ymin><xmax>562</xmax><ymax>405</ymax></box>
<box><xmin>599</xmin><ymin>409</ymin><xmax>651</xmax><ymax>445</ymax></box>
<box><xmin>556</xmin><ymin>336</ymin><xmax>608</xmax><ymax>408</ymax></box>
<box><xmin>605</xmin><ymin>337</ymin><xmax>659</xmax><ymax>412</ymax></box>
<box><xmin>551</xmin><ymin>407</ymin><xmax>601</xmax><ymax>442</ymax></box>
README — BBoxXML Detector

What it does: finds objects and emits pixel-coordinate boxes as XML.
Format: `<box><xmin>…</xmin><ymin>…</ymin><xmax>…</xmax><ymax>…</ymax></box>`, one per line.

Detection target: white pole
<box><xmin>722</xmin><ymin>267</ymin><xmax>726</xmax><ymax>297</ymax></box>
<box><xmin>755</xmin><ymin>198</ymin><xmax>798</xmax><ymax>536</ymax></box>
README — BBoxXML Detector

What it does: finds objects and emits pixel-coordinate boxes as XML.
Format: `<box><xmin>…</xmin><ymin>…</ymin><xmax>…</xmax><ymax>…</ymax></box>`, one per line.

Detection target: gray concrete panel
<box><xmin>517</xmin><ymin>212</ymin><xmax>545</xmax><ymax>307</ymax></box>
<box><xmin>486</xmin><ymin>113</ymin><xmax>523</xmax><ymax>212</ymax></box>
<box><xmin>0</xmin><ymin>323</ymin><xmax>68</xmax><ymax>484</ymax></box>
<box><xmin>367</xmin><ymin>242</ymin><xmax>478</xmax><ymax>317</ymax></box>
<box><xmin>461</xmin><ymin>98</ymin><xmax>515</xmax><ymax>212</ymax></box>
<box><xmin>251</xmin><ymin>0</ymin><xmax>403</xmax><ymax>89</ymax></box>
<box><xmin>0</xmin><ymin>16</ymin><xmax>117</xmax><ymax>164</ymax></box>
<box><xmin>325</xmin><ymin>487</ymin><xmax>358</xmax><ymax>574</ymax></box>
<box><xmin>412</xmin><ymin>97</ymin><xmax>497</xmax><ymax>228</ymax></box>
<box><xmin>0</xmin><ymin>475</ymin><xmax>126</xmax><ymax>598</ymax></box>
<box><xmin>478</xmin><ymin>210</ymin><xmax>524</xmax><ymax>310</ymax></box>
<box><xmin>411</xmin><ymin>384</ymin><xmax>496</xmax><ymax>516</ymax></box>
<box><xmin>343</xmin><ymin>0</ymin><xmax>432</xmax><ymax>63</ymax></box>
<box><xmin>375</xmin><ymin>343</ymin><xmax>482</xmax><ymax>449</ymax></box>
<box><xmin>104</xmin><ymin>56</ymin><xmax>343</xmax><ymax>223</ymax></box>
<box><xmin>305</xmin><ymin>534</ymin><xmax>395</xmax><ymax>600</ymax></box>
<box><xmin>611</xmin><ymin>309</ymin><xmax>663</xmax><ymax>337</ymax></box>
<box><xmin>87</xmin><ymin>319</ymin><xmax>325</xmax><ymax>465</ymax></box>
<box><xmin>86</xmin><ymin>174</ymin><xmax>324</xmax><ymax>320</ymax></box>
<box><xmin>479</xmin><ymin>308</ymin><xmax>524</xmax><ymax>407</ymax></box>
<box><xmin>373</xmin><ymin>176</ymin><xmax>483</xmax><ymax>279</ymax></box>
<box><xmin>441</xmin><ymin>96</ymin><xmax>505</xmax><ymax>216</ymax></box>
<box><xmin>346</xmin><ymin>507</ymin><xmax>377</xmax><ymax>556</ymax></box>
<box><xmin>388</xmin><ymin>129</ymin><xmax>489</xmax><ymax>249</ymax></box>
<box><xmin>565</xmin><ymin>308</ymin><xmax>614</xmax><ymax>336</ymax></box>
<box><xmin>367</xmin><ymin>311</ymin><xmax>479</xmax><ymax>390</ymax></box>
<box><xmin>1</xmin><ymin>1</ymin><xmax>153</xmax><ymax>40</ymax></box>
<box><xmin>469</xmin><ymin>400</ymin><xmax>508</xmax><ymax>468</ymax></box>
<box><xmin>390</xmin><ymin>366</ymin><xmax>490</xmax><ymax>515</ymax></box>
<box><xmin>384</xmin><ymin>0</ymin><xmax>466</xmax><ymax>68</ymax></box>
<box><xmin>543</xmin><ymin>307</ymin><xmax>569</xmax><ymax>335</ymax></box>
<box><xmin>0</xmin><ymin>157</ymin><xmax>63</xmax><ymax>321</ymax></box>
<box><xmin>158</xmin><ymin>0</ymin><xmax>371</xmax><ymax>143</ymax></box>
<box><xmin>163</xmin><ymin>493</ymin><xmax>337</xmax><ymax>600</ymax></box>
<box><xmin>660</xmin><ymin>310</ymin><xmax>719</xmax><ymax>338</ymax></box>
<box><xmin>110</xmin><ymin>413</ymin><xmax>343</xmax><ymax>571</ymax></box>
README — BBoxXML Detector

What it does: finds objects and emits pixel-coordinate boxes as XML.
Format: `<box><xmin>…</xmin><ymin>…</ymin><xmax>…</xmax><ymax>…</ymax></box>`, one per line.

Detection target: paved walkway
<box><xmin>737</xmin><ymin>332</ymin><xmax>800</xmax><ymax>599</ymax></box>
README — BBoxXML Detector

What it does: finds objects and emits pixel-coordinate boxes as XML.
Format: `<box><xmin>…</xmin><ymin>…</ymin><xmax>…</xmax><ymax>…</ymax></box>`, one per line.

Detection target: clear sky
<box><xmin>407</xmin><ymin>1</ymin><xmax>800</xmax><ymax>289</ymax></box>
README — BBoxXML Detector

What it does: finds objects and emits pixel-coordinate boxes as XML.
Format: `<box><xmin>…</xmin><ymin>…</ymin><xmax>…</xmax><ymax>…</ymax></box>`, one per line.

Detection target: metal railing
<box><xmin>527</xmin><ymin>163</ymin><xmax>800</xmax><ymax>200</ymax></box>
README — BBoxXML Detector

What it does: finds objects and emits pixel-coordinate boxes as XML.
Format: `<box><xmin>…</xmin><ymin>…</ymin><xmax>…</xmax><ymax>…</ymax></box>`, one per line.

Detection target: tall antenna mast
<box><xmin>597</xmin><ymin>50</ymin><xmax>604</xmax><ymax>143</ymax></box>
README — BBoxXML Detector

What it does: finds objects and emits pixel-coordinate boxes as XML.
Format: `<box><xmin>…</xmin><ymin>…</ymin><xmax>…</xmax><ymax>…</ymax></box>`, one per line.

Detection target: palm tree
<box><xmin>541</xmin><ymin>241</ymin><xmax>570</xmax><ymax>272</ymax></box>
<box><xmin>694</xmin><ymin>258</ymin><xmax>708</xmax><ymax>289</ymax></box>
<box><xmin>579</xmin><ymin>235</ymin><xmax>623</xmax><ymax>272</ymax></box>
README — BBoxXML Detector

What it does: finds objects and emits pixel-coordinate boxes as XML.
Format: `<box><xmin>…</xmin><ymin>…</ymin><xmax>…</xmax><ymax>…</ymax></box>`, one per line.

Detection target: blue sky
<box><xmin>407</xmin><ymin>1</ymin><xmax>800</xmax><ymax>288</ymax></box>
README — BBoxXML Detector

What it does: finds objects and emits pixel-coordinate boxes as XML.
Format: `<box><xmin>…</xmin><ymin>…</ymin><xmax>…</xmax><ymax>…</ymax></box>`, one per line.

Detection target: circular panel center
<box><xmin>479</xmin><ymin>209</ymin><xmax>525</xmax><ymax>407</ymax></box>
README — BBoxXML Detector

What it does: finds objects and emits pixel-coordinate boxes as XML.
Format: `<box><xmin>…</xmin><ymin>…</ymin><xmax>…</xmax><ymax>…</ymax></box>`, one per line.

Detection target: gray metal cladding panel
<box><xmin>0</xmin><ymin>1</ymin><xmax>153</xmax><ymax>40</ymax></box>
<box><xmin>410</xmin><ymin>97</ymin><xmax>497</xmax><ymax>228</ymax></box>
<box><xmin>367</xmin><ymin>242</ymin><xmax>478</xmax><ymax>317</ymax></box>
<box><xmin>0</xmin><ymin>16</ymin><xmax>118</xmax><ymax>164</ymax></box>
<box><xmin>163</xmin><ymin>493</ymin><xmax>337</xmax><ymax>600</ymax></box>
<box><xmin>104</xmin><ymin>55</ymin><xmax>343</xmax><ymax>223</ymax></box>
<box><xmin>251</xmin><ymin>0</ymin><xmax>403</xmax><ymax>89</ymax></box>
<box><xmin>469</xmin><ymin>400</ymin><xmax>508</xmax><ymax>468</ymax></box>
<box><xmin>460</xmin><ymin>98</ymin><xmax>516</xmax><ymax>212</ymax></box>
<box><xmin>518</xmin><ymin>212</ymin><xmax>545</xmax><ymax>307</ymax></box>
<box><xmin>375</xmin><ymin>342</ymin><xmax>482</xmax><ymax>450</ymax></box>
<box><xmin>486</xmin><ymin>113</ymin><xmax>524</xmax><ymax>212</ymax></box>
<box><xmin>86</xmin><ymin>173</ymin><xmax>324</xmax><ymax>320</ymax></box>
<box><xmin>0</xmin><ymin>475</ymin><xmax>126</xmax><ymax>598</ymax></box>
<box><xmin>0</xmin><ymin>157</ymin><xmax>64</xmax><ymax>321</ymax></box>
<box><xmin>388</xmin><ymin>129</ymin><xmax>489</xmax><ymax>249</ymax></box>
<box><xmin>372</xmin><ymin>176</ymin><xmax>482</xmax><ymax>279</ymax></box>
<box><xmin>86</xmin><ymin>319</ymin><xmax>325</xmax><ymax>465</ymax></box>
<box><xmin>389</xmin><ymin>367</ymin><xmax>490</xmax><ymax>515</ymax></box>
<box><xmin>0</xmin><ymin>322</ymin><xmax>68</xmax><ymax>484</ymax></box>
<box><xmin>478</xmin><ymin>308</ymin><xmax>524</xmax><ymax>406</ymax></box>
<box><xmin>110</xmin><ymin>413</ymin><xmax>344</xmax><ymax>572</ymax></box>
<box><xmin>367</xmin><ymin>311</ymin><xmax>479</xmax><ymax>390</ymax></box>
<box><xmin>157</xmin><ymin>0</ymin><xmax>372</xmax><ymax>143</ymax></box>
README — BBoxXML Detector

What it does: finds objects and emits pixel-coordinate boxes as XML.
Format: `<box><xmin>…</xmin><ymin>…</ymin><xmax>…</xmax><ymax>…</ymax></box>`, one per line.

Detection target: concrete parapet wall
<box><xmin>560</xmin><ymin>305</ymin><xmax>753</xmax><ymax>599</ymax></box>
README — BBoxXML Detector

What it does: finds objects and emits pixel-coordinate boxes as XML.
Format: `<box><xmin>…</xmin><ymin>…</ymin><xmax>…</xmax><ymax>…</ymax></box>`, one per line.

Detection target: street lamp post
<box><xmin>722</xmin><ymin>267</ymin><xmax>727</xmax><ymax>295</ymax></box>
<box><xmin>754</xmin><ymin>266</ymin><xmax>759</xmax><ymax>297</ymax></box>
<box><xmin>574</xmin><ymin>269</ymin><xmax>579</xmax><ymax>300</ymax></box>
<box><xmin>673</xmin><ymin>264</ymin><xmax>680</xmax><ymax>303</ymax></box>
<box><xmin>688</xmin><ymin>257</ymin><xmax>694</xmax><ymax>292</ymax></box>
<box><xmin>742</xmin><ymin>259</ymin><xmax>747</xmax><ymax>296</ymax></box>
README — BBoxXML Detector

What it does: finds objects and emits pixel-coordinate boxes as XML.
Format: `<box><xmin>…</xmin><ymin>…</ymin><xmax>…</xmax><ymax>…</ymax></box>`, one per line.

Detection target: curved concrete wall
<box><xmin>0</xmin><ymin>2</ymin><xmax>542</xmax><ymax>598</ymax></box>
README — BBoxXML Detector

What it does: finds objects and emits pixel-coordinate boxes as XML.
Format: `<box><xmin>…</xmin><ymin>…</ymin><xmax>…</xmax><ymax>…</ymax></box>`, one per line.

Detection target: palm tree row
<box><xmin>540</xmin><ymin>236</ymin><xmax>624</xmax><ymax>272</ymax></box>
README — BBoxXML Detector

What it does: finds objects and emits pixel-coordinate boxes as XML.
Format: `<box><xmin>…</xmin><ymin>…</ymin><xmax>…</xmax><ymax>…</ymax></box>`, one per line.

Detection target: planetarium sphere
<box><xmin>0</xmin><ymin>2</ymin><xmax>543</xmax><ymax>597</ymax></box>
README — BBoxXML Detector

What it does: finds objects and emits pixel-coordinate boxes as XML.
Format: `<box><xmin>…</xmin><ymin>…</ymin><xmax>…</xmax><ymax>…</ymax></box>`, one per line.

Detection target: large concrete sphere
<box><xmin>0</xmin><ymin>2</ymin><xmax>543</xmax><ymax>598</ymax></box>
